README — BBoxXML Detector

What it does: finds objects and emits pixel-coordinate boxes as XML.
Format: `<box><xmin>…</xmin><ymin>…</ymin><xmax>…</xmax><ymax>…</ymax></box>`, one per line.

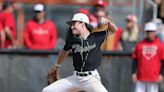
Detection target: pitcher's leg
<box><xmin>81</xmin><ymin>76</ymin><xmax>108</xmax><ymax>92</ymax></box>
<box><xmin>85</xmin><ymin>81</ymin><xmax>108</xmax><ymax>92</ymax></box>
<box><xmin>42</xmin><ymin>76</ymin><xmax>78</xmax><ymax>92</ymax></box>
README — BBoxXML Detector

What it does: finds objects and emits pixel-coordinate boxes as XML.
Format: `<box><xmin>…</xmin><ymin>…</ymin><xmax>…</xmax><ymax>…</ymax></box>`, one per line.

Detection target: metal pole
<box><xmin>132</xmin><ymin>0</ymin><xmax>137</xmax><ymax>15</ymax></box>
<box><xmin>139</xmin><ymin>0</ymin><xmax>145</xmax><ymax>40</ymax></box>
<box><xmin>146</xmin><ymin>0</ymin><xmax>158</xmax><ymax>19</ymax></box>
<box><xmin>108</xmin><ymin>0</ymin><xmax>113</xmax><ymax>15</ymax></box>
<box><xmin>139</xmin><ymin>0</ymin><xmax>144</xmax><ymax>24</ymax></box>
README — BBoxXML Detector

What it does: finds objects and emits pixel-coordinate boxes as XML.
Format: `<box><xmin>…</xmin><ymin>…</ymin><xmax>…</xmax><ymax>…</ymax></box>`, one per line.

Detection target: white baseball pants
<box><xmin>42</xmin><ymin>70</ymin><xmax>108</xmax><ymax>92</ymax></box>
<box><xmin>134</xmin><ymin>81</ymin><xmax>159</xmax><ymax>92</ymax></box>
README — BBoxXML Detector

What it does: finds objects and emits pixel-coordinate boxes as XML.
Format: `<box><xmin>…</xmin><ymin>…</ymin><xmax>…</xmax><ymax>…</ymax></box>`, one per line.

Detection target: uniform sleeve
<box><xmin>93</xmin><ymin>30</ymin><xmax>110</xmax><ymax>45</ymax></box>
<box><xmin>63</xmin><ymin>29</ymin><xmax>73</xmax><ymax>51</ymax></box>
<box><xmin>63</xmin><ymin>40</ymin><xmax>72</xmax><ymax>51</ymax></box>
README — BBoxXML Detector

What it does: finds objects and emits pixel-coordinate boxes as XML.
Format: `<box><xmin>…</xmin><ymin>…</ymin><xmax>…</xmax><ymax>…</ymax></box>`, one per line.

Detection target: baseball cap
<box><xmin>144</xmin><ymin>22</ymin><xmax>157</xmax><ymax>31</ymax></box>
<box><xmin>96</xmin><ymin>0</ymin><xmax>108</xmax><ymax>7</ymax></box>
<box><xmin>67</xmin><ymin>13</ymin><xmax>89</xmax><ymax>25</ymax></box>
<box><xmin>126</xmin><ymin>14</ymin><xmax>137</xmax><ymax>23</ymax></box>
<box><xmin>152</xmin><ymin>18</ymin><xmax>162</xmax><ymax>26</ymax></box>
<box><xmin>78</xmin><ymin>8</ymin><xmax>89</xmax><ymax>15</ymax></box>
<box><xmin>33</xmin><ymin>4</ymin><xmax>44</xmax><ymax>12</ymax></box>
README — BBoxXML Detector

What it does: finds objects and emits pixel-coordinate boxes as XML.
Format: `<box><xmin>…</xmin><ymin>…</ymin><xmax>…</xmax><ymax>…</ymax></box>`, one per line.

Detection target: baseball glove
<box><xmin>47</xmin><ymin>67</ymin><xmax>60</xmax><ymax>85</ymax></box>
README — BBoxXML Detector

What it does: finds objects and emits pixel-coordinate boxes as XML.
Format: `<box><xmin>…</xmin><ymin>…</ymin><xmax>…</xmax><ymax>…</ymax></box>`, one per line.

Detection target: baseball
<box><xmin>100</xmin><ymin>17</ymin><xmax>108</xmax><ymax>24</ymax></box>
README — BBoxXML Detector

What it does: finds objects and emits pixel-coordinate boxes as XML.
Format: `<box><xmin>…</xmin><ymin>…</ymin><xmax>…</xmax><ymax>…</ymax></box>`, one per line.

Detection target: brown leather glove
<box><xmin>47</xmin><ymin>66</ymin><xmax>60</xmax><ymax>85</ymax></box>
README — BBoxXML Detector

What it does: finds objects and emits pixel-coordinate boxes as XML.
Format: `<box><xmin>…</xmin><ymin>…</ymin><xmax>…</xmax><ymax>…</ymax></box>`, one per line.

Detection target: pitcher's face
<box><xmin>71</xmin><ymin>21</ymin><xmax>84</xmax><ymax>35</ymax></box>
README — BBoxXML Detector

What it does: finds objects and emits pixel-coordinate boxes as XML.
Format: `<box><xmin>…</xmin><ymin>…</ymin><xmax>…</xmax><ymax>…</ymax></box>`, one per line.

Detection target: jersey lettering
<box><xmin>72</xmin><ymin>43</ymin><xmax>96</xmax><ymax>53</ymax></box>
<box><xmin>32</xmin><ymin>28</ymin><xmax>48</xmax><ymax>35</ymax></box>
<box><xmin>142</xmin><ymin>45</ymin><xmax>157</xmax><ymax>60</ymax></box>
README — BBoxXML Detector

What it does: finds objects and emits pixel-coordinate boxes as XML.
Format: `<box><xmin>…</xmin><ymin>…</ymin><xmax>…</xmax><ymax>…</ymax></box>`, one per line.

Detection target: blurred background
<box><xmin>0</xmin><ymin>0</ymin><xmax>164</xmax><ymax>92</ymax></box>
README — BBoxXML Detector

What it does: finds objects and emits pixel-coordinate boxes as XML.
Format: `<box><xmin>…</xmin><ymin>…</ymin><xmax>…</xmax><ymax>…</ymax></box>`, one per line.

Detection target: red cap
<box><xmin>96</xmin><ymin>0</ymin><xmax>108</xmax><ymax>7</ymax></box>
<box><xmin>78</xmin><ymin>8</ymin><xmax>89</xmax><ymax>15</ymax></box>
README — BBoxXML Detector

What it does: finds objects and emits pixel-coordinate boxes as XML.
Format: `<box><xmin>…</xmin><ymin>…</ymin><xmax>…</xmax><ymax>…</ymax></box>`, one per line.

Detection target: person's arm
<box><xmin>4</xmin><ymin>27</ymin><xmax>15</xmax><ymax>46</ymax></box>
<box><xmin>52</xmin><ymin>49</ymin><xmax>70</xmax><ymax>68</ymax></box>
<box><xmin>107</xmin><ymin>20</ymin><xmax>118</xmax><ymax>35</ymax></box>
<box><xmin>132</xmin><ymin>59</ymin><xmax>137</xmax><ymax>74</ymax></box>
<box><xmin>4</xmin><ymin>14</ymin><xmax>16</xmax><ymax>48</ymax></box>
<box><xmin>132</xmin><ymin>59</ymin><xmax>137</xmax><ymax>83</ymax></box>
<box><xmin>0</xmin><ymin>31</ymin><xmax>5</xmax><ymax>48</ymax></box>
<box><xmin>47</xmin><ymin>49</ymin><xmax>70</xmax><ymax>84</ymax></box>
<box><xmin>100</xmin><ymin>17</ymin><xmax>118</xmax><ymax>34</ymax></box>
<box><xmin>93</xmin><ymin>18</ymin><xmax>118</xmax><ymax>45</ymax></box>
<box><xmin>156</xmin><ymin>60</ymin><xmax>164</xmax><ymax>83</ymax></box>
<box><xmin>160</xmin><ymin>60</ymin><xmax>164</xmax><ymax>76</ymax></box>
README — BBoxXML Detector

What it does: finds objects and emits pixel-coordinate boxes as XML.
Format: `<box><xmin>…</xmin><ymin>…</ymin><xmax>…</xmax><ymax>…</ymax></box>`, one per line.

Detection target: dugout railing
<box><xmin>0</xmin><ymin>49</ymin><xmax>164</xmax><ymax>92</ymax></box>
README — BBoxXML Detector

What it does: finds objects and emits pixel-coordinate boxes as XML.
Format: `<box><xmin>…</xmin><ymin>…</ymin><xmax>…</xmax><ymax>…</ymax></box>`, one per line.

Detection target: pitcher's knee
<box><xmin>42</xmin><ymin>88</ymin><xmax>47</xmax><ymax>92</ymax></box>
<box><xmin>42</xmin><ymin>86</ymin><xmax>60</xmax><ymax>92</ymax></box>
<box><xmin>42</xmin><ymin>87</ymin><xmax>51</xmax><ymax>92</ymax></box>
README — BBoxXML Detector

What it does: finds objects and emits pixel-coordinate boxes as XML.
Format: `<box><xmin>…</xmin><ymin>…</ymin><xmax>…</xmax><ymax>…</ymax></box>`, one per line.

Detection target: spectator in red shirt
<box><xmin>0</xmin><ymin>3</ymin><xmax>5</xmax><ymax>48</ymax></box>
<box><xmin>24</xmin><ymin>4</ymin><xmax>57</xmax><ymax>50</ymax></box>
<box><xmin>132</xmin><ymin>22</ymin><xmax>164</xmax><ymax>92</ymax></box>
<box><xmin>0</xmin><ymin>1</ymin><xmax>16</xmax><ymax>48</ymax></box>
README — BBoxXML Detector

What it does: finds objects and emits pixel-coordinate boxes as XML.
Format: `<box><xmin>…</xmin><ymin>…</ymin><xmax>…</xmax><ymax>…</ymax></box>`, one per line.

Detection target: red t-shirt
<box><xmin>0</xmin><ymin>11</ymin><xmax>16</xmax><ymax>48</ymax></box>
<box><xmin>132</xmin><ymin>38</ymin><xmax>164</xmax><ymax>82</ymax></box>
<box><xmin>0</xmin><ymin>22</ymin><xmax>3</xmax><ymax>32</ymax></box>
<box><xmin>24</xmin><ymin>19</ymin><xmax>57</xmax><ymax>50</ymax></box>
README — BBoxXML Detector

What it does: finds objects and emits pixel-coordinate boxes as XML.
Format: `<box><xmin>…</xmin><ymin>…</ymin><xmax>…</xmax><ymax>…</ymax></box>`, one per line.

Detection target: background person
<box><xmin>132</xmin><ymin>22</ymin><xmax>164</xmax><ymax>92</ymax></box>
<box><xmin>24</xmin><ymin>4</ymin><xmax>58</xmax><ymax>50</ymax></box>
<box><xmin>0</xmin><ymin>1</ymin><xmax>16</xmax><ymax>48</ymax></box>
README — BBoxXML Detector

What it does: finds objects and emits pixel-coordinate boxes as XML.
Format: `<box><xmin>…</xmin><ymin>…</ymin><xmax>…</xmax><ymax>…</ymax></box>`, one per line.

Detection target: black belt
<box><xmin>76</xmin><ymin>71</ymin><xmax>92</xmax><ymax>77</ymax></box>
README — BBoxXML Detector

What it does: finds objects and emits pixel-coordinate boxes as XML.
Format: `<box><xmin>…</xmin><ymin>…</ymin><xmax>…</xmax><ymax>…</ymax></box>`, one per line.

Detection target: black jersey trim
<box><xmin>62</xmin><ymin>48</ymin><xmax>71</xmax><ymax>53</ymax></box>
